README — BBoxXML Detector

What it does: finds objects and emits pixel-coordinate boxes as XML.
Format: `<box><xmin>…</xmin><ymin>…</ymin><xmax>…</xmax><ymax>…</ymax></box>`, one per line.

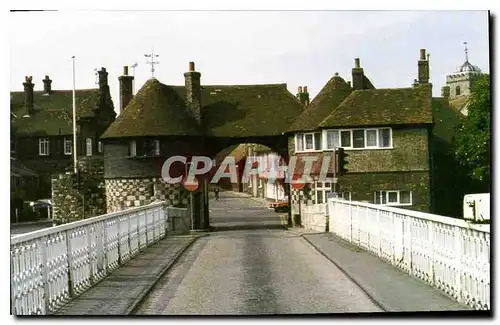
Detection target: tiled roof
<box><xmin>102</xmin><ymin>80</ymin><xmax>304</xmax><ymax>138</ymax></box>
<box><xmin>319</xmin><ymin>85</ymin><xmax>434</xmax><ymax>128</ymax></box>
<box><xmin>288</xmin><ymin>75</ymin><xmax>353</xmax><ymax>133</ymax></box>
<box><xmin>449</xmin><ymin>96</ymin><xmax>469</xmax><ymax>115</ymax></box>
<box><xmin>102</xmin><ymin>79</ymin><xmax>203</xmax><ymax>138</ymax></box>
<box><xmin>11</xmin><ymin>158</ymin><xmax>39</xmax><ymax>177</ymax></box>
<box><xmin>10</xmin><ymin>89</ymin><xmax>102</xmax><ymax>136</ymax></box>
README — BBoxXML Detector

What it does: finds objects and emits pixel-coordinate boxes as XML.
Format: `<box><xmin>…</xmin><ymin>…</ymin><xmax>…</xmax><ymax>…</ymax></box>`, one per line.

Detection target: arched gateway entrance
<box><xmin>101</xmin><ymin>62</ymin><xmax>305</xmax><ymax>231</ymax></box>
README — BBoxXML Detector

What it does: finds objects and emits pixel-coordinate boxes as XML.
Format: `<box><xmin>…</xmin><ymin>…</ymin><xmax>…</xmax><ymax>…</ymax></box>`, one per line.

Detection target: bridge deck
<box><xmin>53</xmin><ymin>235</ymin><xmax>203</xmax><ymax>315</ymax></box>
<box><xmin>53</xmin><ymin>229</ymin><xmax>467</xmax><ymax>315</ymax></box>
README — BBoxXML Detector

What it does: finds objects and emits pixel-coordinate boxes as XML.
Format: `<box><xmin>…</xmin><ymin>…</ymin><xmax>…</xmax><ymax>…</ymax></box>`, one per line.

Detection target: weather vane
<box><xmin>144</xmin><ymin>51</ymin><xmax>160</xmax><ymax>78</ymax></box>
<box><xmin>464</xmin><ymin>41</ymin><xmax>469</xmax><ymax>62</ymax></box>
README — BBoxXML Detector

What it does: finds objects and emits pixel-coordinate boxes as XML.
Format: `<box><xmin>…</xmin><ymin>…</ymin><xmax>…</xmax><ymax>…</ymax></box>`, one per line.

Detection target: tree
<box><xmin>453</xmin><ymin>74</ymin><xmax>491</xmax><ymax>188</ymax></box>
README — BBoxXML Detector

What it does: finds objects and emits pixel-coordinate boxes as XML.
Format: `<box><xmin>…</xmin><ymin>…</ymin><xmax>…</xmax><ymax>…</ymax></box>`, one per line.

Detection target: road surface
<box><xmin>134</xmin><ymin>191</ymin><xmax>382</xmax><ymax>315</ymax></box>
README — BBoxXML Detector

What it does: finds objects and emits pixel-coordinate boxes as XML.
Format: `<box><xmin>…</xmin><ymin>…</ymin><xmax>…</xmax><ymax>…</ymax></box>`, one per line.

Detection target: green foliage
<box><xmin>453</xmin><ymin>75</ymin><xmax>491</xmax><ymax>186</ymax></box>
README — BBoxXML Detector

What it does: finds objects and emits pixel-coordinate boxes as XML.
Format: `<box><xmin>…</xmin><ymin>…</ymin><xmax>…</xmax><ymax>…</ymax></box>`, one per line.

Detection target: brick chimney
<box><xmin>118</xmin><ymin>66</ymin><xmax>134</xmax><ymax>113</ymax></box>
<box><xmin>97</xmin><ymin>67</ymin><xmax>109</xmax><ymax>92</ymax></box>
<box><xmin>42</xmin><ymin>75</ymin><xmax>52</xmax><ymax>94</ymax></box>
<box><xmin>23</xmin><ymin>76</ymin><xmax>34</xmax><ymax>116</ymax></box>
<box><xmin>441</xmin><ymin>85</ymin><xmax>450</xmax><ymax>99</ymax></box>
<box><xmin>418</xmin><ymin>49</ymin><xmax>429</xmax><ymax>84</ymax></box>
<box><xmin>352</xmin><ymin>58</ymin><xmax>365</xmax><ymax>90</ymax></box>
<box><xmin>303</xmin><ymin>86</ymin><xmax>310</xmax><ymax>106</ymax></box>
<box><xmin>184</xmin><ymin>62</ymin><xmax>202</xmax><ymax>125</ymax></box>
<box><xmin>296</xmin><ymin>86</ymin><xmax>310</xmax><ymax>105</ymax></box>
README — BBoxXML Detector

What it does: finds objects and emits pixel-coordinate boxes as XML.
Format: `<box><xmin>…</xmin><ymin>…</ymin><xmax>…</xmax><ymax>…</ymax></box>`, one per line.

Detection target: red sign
<box><xmin>182</xmin><ymin>176</ymin><xmax>199</xmax><ymax>192</ymax></box>
<box><xmin>291</xmin><ymin>174</ymin><xmax>306</xmax><ymax>190</ymax></box>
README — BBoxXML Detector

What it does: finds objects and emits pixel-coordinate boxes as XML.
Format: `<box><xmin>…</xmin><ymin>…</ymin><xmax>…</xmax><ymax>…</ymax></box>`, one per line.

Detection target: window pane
<box><xmin>130</xmin><ymin>140</ymin><xmax>136</xmax><ymax>156</ymax></box>
<box><xmin>305</xmin><ymin>134</ymin><xmax>314</xmax><ymax>150</ymax></box>
<box><xmin>379</xmin><ymin>129</ymin><xmax>391</xmax><ymax>147</ymax></box>
<box><xmin>297</xmin><ymin>134</ymin><xmax>304</xmax><ymax>151</ymax></box>
<box><xmin>353</xmin><ymin>130</ymin><xmax>365</xmax><ymax>148</ymax></box>
<box><xmin>374</xmin><ymin>192</ymin><xmax>380</xmax><ymax>204</ymax></box>
<box><xmin>326</xmin><ymin>131</ymin><xmax>340</xmax><ymax>149</ymax></box>
<box><xmin>381</xmin><ymin>192</ymin><xmax>387</xmax><ymax>204</ymax></box>
<box><xmin>316</xmin><ymin>191</ymin><xmax>324</xmax><ymax>204</ymax></box>
<box><xmin>314</xmin><ymin>132</ymin><xmax>322</xmax><ymax>150</ymax></box>
<box><xmin>400</xmin><ymin>191</ymin><xmax>411</xmax><ymax>204</ymax></box>
<box><xmin>324</xmin><ymin>182</ymin><xmax>331</xmax><ymax>189</ymax></box>
<box><xmin>388</xmin><ymin>191</ymin><xmax>398</xmax><ymax>203</ymax></box>
<box><xmin>366</xmin><ymin>130</ymin><xmax>377</xmax><ymax>147</ymax></box>
<box><xmin>340</xmin><ymin>131</ymin><xmax>351</xmax><ymax>147</ymax></box>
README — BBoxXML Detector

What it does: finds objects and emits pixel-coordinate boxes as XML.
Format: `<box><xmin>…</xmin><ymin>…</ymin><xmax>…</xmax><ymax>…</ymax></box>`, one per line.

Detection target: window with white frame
<box><xmin>64</xmin><ymin>138</ymin><xmax>72</xmax><ymax>155</ymax></box>
<box><xmin>86</xmin><ymin>138</ymin><xmax>93</xmax><ymax>156</ymax></box>
<box><xmin>374</xmin><ymin>190</ymin><xmax>412</xmax><ymax>206</ymax></box>
<box><xmin>326</xmin><ymin>130</ymin><xmax>340</xmax><ymax>149</ymax></box>
<box><xmin>325</xmin><ymin>128</ymin><xmax>392</xmax><ymax>150</ymax></box>
<box><xmin>315</xmin><ymin>181</ymin><xmax>332</xmax><ymax>204</ymax></box>
<box><xmin>98</xmin><ymin>141</ymin><xmax>103</xmax><ymax>153</ymax></box>
<box><xmin>39</xmin><ymin>138</ymin><xmax>50</xmax><ymax>156</ymax></box>
<box><xmin>295</xmin><ymin>132</ymin><xmax>322</xmax><ymax>152</ymax></box>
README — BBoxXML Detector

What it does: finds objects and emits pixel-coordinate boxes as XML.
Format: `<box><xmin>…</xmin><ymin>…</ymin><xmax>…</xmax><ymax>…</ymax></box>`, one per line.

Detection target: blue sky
<box><xmin>9</xmin><ymin>10</ymin><xmax>489</xmax><ymax>114</ymax></box>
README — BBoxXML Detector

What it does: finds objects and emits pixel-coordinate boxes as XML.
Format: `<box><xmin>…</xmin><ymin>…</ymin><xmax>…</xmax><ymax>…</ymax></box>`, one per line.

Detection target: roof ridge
<box><xmin>169</xmin><ymin>83</ymin><xmax>287</xmax><ymax>88</ymax></box>
<box><xmin>11</xmin><ymin>88</ymin><xmax>99</xmax><ymax>93</ymax></box>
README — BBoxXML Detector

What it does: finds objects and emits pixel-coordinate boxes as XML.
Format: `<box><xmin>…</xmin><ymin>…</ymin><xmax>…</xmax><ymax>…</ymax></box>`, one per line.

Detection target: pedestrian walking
<box><xmin>214</xmin><ymin>187</ymin><xmax>220</xmax><ymax>201</ymax></box>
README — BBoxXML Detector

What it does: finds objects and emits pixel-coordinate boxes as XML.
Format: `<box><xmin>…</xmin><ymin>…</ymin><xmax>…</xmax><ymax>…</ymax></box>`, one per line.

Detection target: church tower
<box><xmin>442</xmin><ymin>42</ymin><xmax>483</xmax><ymax>100</ymax></box>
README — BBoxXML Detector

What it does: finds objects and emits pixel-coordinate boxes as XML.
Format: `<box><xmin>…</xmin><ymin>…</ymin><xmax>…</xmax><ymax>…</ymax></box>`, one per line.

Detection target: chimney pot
<box><xmin>354</xmin><ymin>58</ymin><xmax>360</xmax><ymax>68</ymax></box>
<box><xmin>43</xmin><ymin>75</ymin><xmax>52</xmax><ymax>94</ymax></box>
<box><xmin>123</xmin><ymin>66</ymin><xmax>129</xmax><ymax>76</ymax></box>
<box><xmin>298</xmin><ymin>86</ymin><xmax>303</xmax><ymax>93</ymax></box>
<box><xmin>189</xmin><ymin>62</ymin><xmax>195</xmax><ymax>72</ymax></box>
<box><xmin>303</xmin><ymin>86</ymin><xmax>308</xmax><ymax>93</ymax></box>
<box><xmin>420</xmin><ymin>49</ymin><xmax>426</xmax><ymax>60</ymax></box>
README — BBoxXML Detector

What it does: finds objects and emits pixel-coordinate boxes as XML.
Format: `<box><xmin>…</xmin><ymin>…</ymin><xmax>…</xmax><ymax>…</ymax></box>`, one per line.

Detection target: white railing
<box><xmin>301</xmin><ymin>203</ymin><xmax>328</xmax><ymax>232</ymax></box>
<box><xmin>10</xmin><ymin>201</ymin><xmax>183</xmax><ymax>315</ymax></box>
<box><xmin>328</xmin><ymin>198</ymin><xmax>490</xmax><ymax>310</ymax></box>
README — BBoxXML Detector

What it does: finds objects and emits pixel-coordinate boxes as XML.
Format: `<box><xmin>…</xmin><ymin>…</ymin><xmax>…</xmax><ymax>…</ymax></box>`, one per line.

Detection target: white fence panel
<box><xmin>328</xmin><ymin>198</ymin><xmax>490</xmax><ymax>310</ymax></box>
<box><xmin>10</xmin><ymin>202</ymin><xmax>188</xmax><ymax>315</ymax></box>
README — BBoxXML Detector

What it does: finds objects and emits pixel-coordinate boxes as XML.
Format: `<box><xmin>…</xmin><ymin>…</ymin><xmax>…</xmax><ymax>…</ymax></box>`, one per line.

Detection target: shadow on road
<box><xmin>210</xmin><ymin>224</ymin><xmax>287</xmax><ymax>232</ymax></box>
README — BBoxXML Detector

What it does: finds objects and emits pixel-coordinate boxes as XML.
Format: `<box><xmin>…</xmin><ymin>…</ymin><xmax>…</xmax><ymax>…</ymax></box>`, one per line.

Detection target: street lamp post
<box><xmin>71</xmin><ymin>56</ymin><xmax>78</xmax><ymax>174</ymax></box>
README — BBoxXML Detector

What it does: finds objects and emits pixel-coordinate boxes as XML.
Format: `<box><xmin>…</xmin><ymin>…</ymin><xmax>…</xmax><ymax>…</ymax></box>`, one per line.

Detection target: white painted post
<box><xmin>127</xmin><ymin>213</ymin><xmax>132</xmax><ymax>258</ymax></box>
<box><xmin>117</xmin><ymin>218</ymin><xmax>122</xmax><ymax>265</ymax></box>
<box><xmin>454</xmin><ymin>226</ymin><xmax>463</xmax><ymax>304</ymax></box>
<box><xmin>86</xmin><ymin>228</ymin><xmax>94</xmax><ymax>284</ymax></box>
<box><xmin>376</xmin><ymin>208</ymin><xmax>381</xmax><ymax>257</ymax></box>
<box><xmin>65</xmin><ymin>231</ymin><xmax>75</xmax><ymax>298</ymax></box>
<box><xmin>407</xmin><ymin>216</ymin><xmax>413</xmax><ymax>275</ymax></box>
<box><xmin>391</xmin><ymin>211</ymin><xmax>396</xmax><ymax>265</ymax></box>
<box><xmin>348</xmin><ymin>202</ymin><xmax>353</xmax><ymax>242</ymax></box>
<box><xmin>103</xmin><ymin>221</ymin><xmax>108</xmax><ymax>272</ymax></box>
<box><xmin>428</xmin><ymin>221</ymin><xmax>435</xmax><ymax>285</ymax></box>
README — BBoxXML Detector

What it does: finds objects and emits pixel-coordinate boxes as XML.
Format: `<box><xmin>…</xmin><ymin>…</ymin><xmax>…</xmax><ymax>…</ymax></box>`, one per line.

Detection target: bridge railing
<box><xmin>328</xmin><ymin>198</ymin><xmax>490</xmax><ymax>310</ymax></box>
<box><xmin>10</xmin><ymin>201</ymin><xmax>183</xmax><ymax>315</ymax></box>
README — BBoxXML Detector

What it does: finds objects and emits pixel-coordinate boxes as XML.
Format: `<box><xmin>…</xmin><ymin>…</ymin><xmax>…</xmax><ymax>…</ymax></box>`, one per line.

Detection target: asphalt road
<box><xmin>10</xmin><ymin>222</ymin><xmax>53</xmax><ymax>237</ymax></box>
<box><xmin>134</xmin><ymin>192</ymin><xmax>382</xmax><ymax>315</ymax></box>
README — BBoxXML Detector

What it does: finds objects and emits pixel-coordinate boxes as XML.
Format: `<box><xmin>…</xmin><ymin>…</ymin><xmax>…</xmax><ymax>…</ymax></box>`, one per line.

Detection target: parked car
<box><xmin>268</xmin><ymin>197</ymin><xmax>289</xmax><ymax>213</ymax></box>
